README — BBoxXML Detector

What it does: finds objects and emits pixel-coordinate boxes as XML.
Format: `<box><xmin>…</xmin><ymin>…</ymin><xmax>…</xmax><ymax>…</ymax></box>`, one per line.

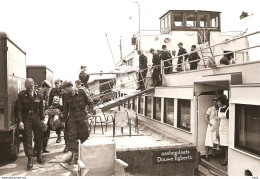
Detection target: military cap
<box><xmin>80</xmin><ymin>66</ymin><xmax>87</xmax><ymax>69</ymax></box>
<box><xmin>60</xmin><ymin>81</ymin><xmax>73</xmax><ymax>89</ymax></box>
<box><xmin>150</xmin><ymin>48</ymin><xmax>155</xmax><ymax>53</ymax></box>
<box><xmin>191</xmin><ymin>45</ymin><xmax>196</xmax><ymax>48</ymax></box>
<box><xmin>178</xmin><ymin>42</ymin><xmax>183</xmax><ymax>45</ymax></box>
<box><xmin>137</xmin><ymin>50</ymin><xmax>143</xmax><ymax>54</ymax></box>
<box><xmin>54</xmin><ymin>79</ymin><xmax>61</xmax><ymax>84</ymax></box>
<box><xmin>24</xmin><ymin>78</ymin><xmax>34</xmax><ymax>89</ymax></box>
<box><xmin>41</xmin><ymin>80</ymin><xmax>52</xmax><ymax>88</ymax></box>
<box><xmin>162</xmin><ymin>45</ymin><xmax>167</xmax><ymax>49</ymax></box>
<box><xmin>75</xmin><ymin>80</ymin><xmax>82</xmax><ymax>84</ymax></box>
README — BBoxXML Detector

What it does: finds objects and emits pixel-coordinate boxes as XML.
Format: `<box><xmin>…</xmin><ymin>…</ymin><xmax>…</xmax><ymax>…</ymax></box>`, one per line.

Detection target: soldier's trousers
<box><xmin>67</xmin><ymin>111</ymin><xmax>89</xmax><ymax>152</ymax></box>
<box><xmin>22</xmin><ymin>112</ymin><xmax>43</xmax><ymax>156</ymax></box>
<box><xmin>63</xmin><ymin>121</ymin><xmax>69</xmax><ymax>146</ymax></box>
<box><xmin>43</xmin><ymin>127</ymin><xmax>50</xmax><ymax>150</ymax></box>
<box><xmin>152</xmin><ymin>67</ymin><xmax>161</xmax><ymax>86</ymax></box>
<box><xmin>138</xmin><ymin>69</ymin><xmax>147</xmax><ymax>88</ymax></box>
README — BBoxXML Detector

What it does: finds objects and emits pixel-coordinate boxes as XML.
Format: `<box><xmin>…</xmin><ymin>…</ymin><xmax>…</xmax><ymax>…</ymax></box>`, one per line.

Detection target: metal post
<box><xmin>138</xmin><ymin>3</ymin><xmax>141</xmax><ymax>50</ymax></box>
<box><xmin>140</xmin><ymin>69</ymin><xmax>146</xmax><ymax>89</ymax></box>
<box><xmin>135</xmin><ymin>2</ymin><xmax>141</xmax><ymax>50</ymax></box>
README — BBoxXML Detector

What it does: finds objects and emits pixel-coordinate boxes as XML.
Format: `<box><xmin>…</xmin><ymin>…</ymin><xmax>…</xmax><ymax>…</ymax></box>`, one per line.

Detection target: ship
<box><xmin>88</xmin><ymin>10</ymin><xmax>260</xmax><ymax>176</ymax></box>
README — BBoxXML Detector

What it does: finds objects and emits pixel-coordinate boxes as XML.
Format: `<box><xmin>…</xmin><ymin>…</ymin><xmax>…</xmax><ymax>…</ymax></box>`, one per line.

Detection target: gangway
<box><xmin>94</xmin><ymin>87</ymin><xmax>154</xmax><ymax>112</ymax></box>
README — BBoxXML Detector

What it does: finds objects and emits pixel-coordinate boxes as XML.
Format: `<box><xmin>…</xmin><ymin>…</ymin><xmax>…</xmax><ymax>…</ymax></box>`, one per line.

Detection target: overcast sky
<box><xmin>1</xmin><ymin>0</ymin><xmax>259</xmax><ymax>82</ymax></box>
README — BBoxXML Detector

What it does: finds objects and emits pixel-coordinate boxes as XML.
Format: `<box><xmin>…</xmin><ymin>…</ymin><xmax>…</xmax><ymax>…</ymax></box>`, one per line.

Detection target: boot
<box><xmin>43</xmin><ymin>139</ymin><xmax>50</xmax><ymax>153</ymax></box>
<box><xmin>27</xmin><ymin>156</ymin><xmax>33</xmax><ymax>170</ymax></box>
<box><xmin>56</xmin><ymin>134</ymin><xmax>61</xmax><ymax>143</ymax></box>
<box><xmin>33</xmin><ymin>149</ymin><xmax>37</xmax><ymax>157</ymax></box>
<box><xmin>37</xmin><ymin>152</ymin><xmax>45</xmax><ymax>164</ymax></box>
<box><xmin>63</xmin><ymin>145</ymin><xmax>69</xmax><ymax>153</ymax></box>
<box><xmin>69</xmin><ymin>152</ymin><xmax>77</xmax><ymax>165</ymax></box>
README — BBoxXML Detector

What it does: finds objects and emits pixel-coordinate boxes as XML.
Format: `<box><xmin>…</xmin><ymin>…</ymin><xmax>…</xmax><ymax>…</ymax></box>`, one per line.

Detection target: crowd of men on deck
<box><xmin>136</xmin><ymin>42</ymin><xmax>236</xmax><ymax>90</ymax></box>
<box><xmin>17</xmin><ymin>66</ymin><xmax>94</xmax><ymax>169</ymax></box>
<box><xmin>136</xmin><ymin>42</ymin><xmax>201</xmax><ymax>90</ymax></box>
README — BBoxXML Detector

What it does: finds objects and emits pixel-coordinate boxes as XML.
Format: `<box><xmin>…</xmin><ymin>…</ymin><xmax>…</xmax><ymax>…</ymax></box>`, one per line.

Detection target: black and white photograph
<box><xmin>0</xmin><ymin>0</ymin><xmax>259</xmax><ymax>177</ymax></box>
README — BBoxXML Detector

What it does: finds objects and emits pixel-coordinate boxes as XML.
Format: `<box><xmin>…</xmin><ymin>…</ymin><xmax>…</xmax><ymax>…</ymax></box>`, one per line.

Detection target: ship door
<box><xmin>194</xmin><ymin>80</ymin><xmax>230</xmax><ymax>173</ymax></box>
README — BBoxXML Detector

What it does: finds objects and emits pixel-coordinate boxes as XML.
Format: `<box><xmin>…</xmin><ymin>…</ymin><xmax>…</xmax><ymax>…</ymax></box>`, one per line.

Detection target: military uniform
<box><xmin>48</xmin><ymin>87</ymin><xmax>63</xmax><ymax>143</ymax></box>
<box><xmin>137</xmin><ymin>54</ymin><xmax>148</xmax><ymax>90</ymax></box>
<box><xmin>151</xmin><ymin>53</ymin><xmax>162</xmax><ymax>86</ymax></box>
<box><xmin>17</xmin><ymin>86</ymin><xmax>45</xmax><ymax>168</ymax></box>
<box><xmin>79</xmin><ymin>71</ymin><xmax>90</xmax><ymax>88</ymax></box>
<box><xmin>63</xmin><ymin>88</ymin><xmax>94</xmax><ymax>164</ymax></box>
<box><xmin>189</xmin><ymin>51</ymin><xmax>201</xmax><ymax>70</ymax></box>
<box><xmin>41</xmin><ymin>90</ymin><xmax>51</xmax><ymax>152</ymax></box>
<box><xmin>161</xmin><ymin>50</ymin><xmax>172</xmax><ymax>74</ymax></box>
<box><xmin>177</xmin><ymin>47</ymin><xmax>189</xmax><ymax>69</ymax></box>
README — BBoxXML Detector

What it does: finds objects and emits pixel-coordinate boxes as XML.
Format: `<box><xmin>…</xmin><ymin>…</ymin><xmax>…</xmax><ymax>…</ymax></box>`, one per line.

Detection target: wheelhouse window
<box><xmin>138</xmin><ymin>96</ymin><xmax>144</xmax><ymax>115</ymax></box>
<box><xmin>199</xmin><ymin>14</ymin><xmax>208</xmax><ymax>27</ymax></box>
<box><xmin>177</xmin><ymin>99</ymin><xmax>191</xmax><ymax>131</ymax></box>
<box><xmin>186</xmin><ymin>14</ymin><xmax>196</xmax><ymax>27</ymax></box>
<box><xmin>210</xmin><ymin>14</ymin><xmax>219</xmax><ymax>28</ymax></box>
<box><xmin>167</xmin><ymin>14</ymin><xmax>171</xmax><ymax>29</ymax></box>
<box><xmin>235</xmin><ymin>104</ymin><xmax>260</xmax><ymax>156</ymax></box>
<box><xmin>164</xmin><ymin>98</ymin><xmax>174</xmax><ymax>125</ymax></box>
<box><xmin>153</xmin><ymin>97</ymin><xmax>161</xmax><ymax>121</ymax></box>
<box><xmin>173</xmin><ymin>14</ymin><xmax>183</xmax><ymax>27</ymax></box>
<box><xmin>161</xmin><ymin>19</ymin><xmax>165</xmax><ymax>30</ymax></box>
<box><xmin>145</xmin><ymin>96</ymin><xmax>152</xmax><ymax>118</ymax></box>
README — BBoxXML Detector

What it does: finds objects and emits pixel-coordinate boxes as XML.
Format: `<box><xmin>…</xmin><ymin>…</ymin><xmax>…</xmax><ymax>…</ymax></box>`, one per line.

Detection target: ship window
<box><xmin>210</xmin><ymin>14</ymin><xmax>218</xmax><ymax>28</ymax></box>
<box><xmin>153</xmin><ymin>97</ymin><xmax>161</xmax><ymax>121</ymax></box>
<box><xmin>173</xmin><ymin>14</ymin><xmax>183</xmax><ymax>27</ymax></box>
<box><xmin>161</xmin><ymin>19</ymin><xmax>165</xmax><ymax>30</ymax></box>
<box><xmin>167</xmin><ymin>14</ymin><xmax>171</xmax><ymax>29</ymax></box>
<box><xmin>145</xmin><ymin>96</ymin><xmax>152</xmax><ymax>118</ymax></box>
<box><xmin>138</xmin><ymin>96</ymin><xmax>144</xmax><ymax>115</ymax></box>
<box><xmin>127</xmin><ymin>99</ymin><xmax>131</xmax><ymax>109</ymax></box>
<box><xmin>126</xmin><ymin>58</ymin><xmax>133</xmax><ymax>66</ymax></box>
<box><xmin>164</xmin><ymin>98</ymin><xmax>174</xmax><ymax>125</ymax></box>
<box><xmin>131</xmin><ymin>97</ymin><xmax>136</xmax><ymax>111</ymax></box>
<box><xmin>177</xmin><ymin>99</ymin><xmax>191</xmax><ymax>131</ymax></box>
<box><xmin>199</xmin><ymin>14</ymin><xmax>208</xmax><ymax>27</ymax></box>
<box><xmin>235</xmin><ymin>104</ymin><xmax>260</xmax><ymax>156</ymax></box>
<box><xmin>186</xmin><ymin>13</ymin><xmax>196</xmax><ymax>27</ymax></box>
<box><xmin>165</xmin><ymin>16</ymin><xmax>168</xmax><ymax>29</ymax></box>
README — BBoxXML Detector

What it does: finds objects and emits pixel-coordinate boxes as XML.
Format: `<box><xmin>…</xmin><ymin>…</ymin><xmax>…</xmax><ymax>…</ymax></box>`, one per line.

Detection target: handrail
<box><xmin>161</xmin><ymin>30</ymin><xmax>260</xmax><ymax>74</ymax></box>
<box><xmin>163</xmin><ymin>31</ymin><xmax>260</xmax><ymax>64</ymax></box>
<box><xmin>162</xmin><ymin>44</ymin><xmax>260</xmax><ymax>72</ymax></box>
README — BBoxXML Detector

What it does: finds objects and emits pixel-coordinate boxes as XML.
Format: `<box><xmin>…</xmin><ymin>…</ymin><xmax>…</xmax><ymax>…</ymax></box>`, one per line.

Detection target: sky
<box><xmin>1</xmin><ymin>0</ymin><xmax>260</xmax><ymax>82</ymax></box>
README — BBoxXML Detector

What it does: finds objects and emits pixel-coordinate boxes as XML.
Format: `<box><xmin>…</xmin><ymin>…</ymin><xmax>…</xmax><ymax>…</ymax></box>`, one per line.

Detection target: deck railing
<box><xmin>87</xmin><ymin>31</ymin><xmax>260</xmax><ymax>100</ymax></box>
<box><xmin>161</xmin><ymin>30</ymin><xmax>260</xmax><ymax>75</ymax></box>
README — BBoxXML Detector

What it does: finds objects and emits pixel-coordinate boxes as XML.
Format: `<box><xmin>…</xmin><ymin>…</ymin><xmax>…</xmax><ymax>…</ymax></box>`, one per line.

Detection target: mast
<box><xmin>105</xmin><ymin>33</ymin><xmax>116</xmax><ymax>66</ymax></box>
<box><xmin>120</xmin><ymin>36</ymin><xmax>123</xmax><ymax>62</ymax></box>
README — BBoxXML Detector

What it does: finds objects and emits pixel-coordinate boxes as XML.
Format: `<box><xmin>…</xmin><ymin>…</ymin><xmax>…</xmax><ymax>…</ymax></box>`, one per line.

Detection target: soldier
<box><xmin>161</xmin><ymin>45</ymin><xmax>173</xmax><ymax>74</ymax></box>
<box><xmin>150</xmin><ymin>48</ymin><xmax>162</xmax><ymax>87</ymax></box>
<box><xmin>189</xmin><ymin>45</ymin><xmax>201</xmax><ymax>70</ymax></box>
<box><xmin>136</xmin><ymin>50</ymin><xmax>148</xmax><ymax>90</ymax></box>
<box><xmin>48</xmin><ymin>79</ymin><xmax>63</xmax><ymax>143</ymax></box>
<box><xmin>17</xmin><ymin>78</ymin><xmax>45</xmax><ymax>169</ymax></box>
<box><xmin>39</xmin><ymin>80</ymin><xmax>52</xmax><ymax>153</ymax></box>
<box><xmin>59</xmin><ymin>81</ymin><xmax>70</xmax><ymax>153</ymax></box>
<box><xmin>75</xmin><ymin>80</ymin><xmax>82</xmax><ymax>89</ymax></box>
<box><xmin>62</xmin><ymin>81</ymin><xmax>94</xmax><ymax>165</ymax></box>
<box><xmin>79</xmin><ymin>66</ymin><xmax>90</xmax><ymax>88</ymax></box>
<box><xmin>177</xmin><ymin>42</ymin><xmax>189</xmax><ymax>71</ymax></box>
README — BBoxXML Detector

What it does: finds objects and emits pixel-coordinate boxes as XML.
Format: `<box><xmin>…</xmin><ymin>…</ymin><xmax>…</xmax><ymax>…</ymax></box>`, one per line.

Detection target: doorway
<box><xmin>195</xmin><ymin>81</ymin><xmax>230</xmax><ymax>175</ymax></box>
